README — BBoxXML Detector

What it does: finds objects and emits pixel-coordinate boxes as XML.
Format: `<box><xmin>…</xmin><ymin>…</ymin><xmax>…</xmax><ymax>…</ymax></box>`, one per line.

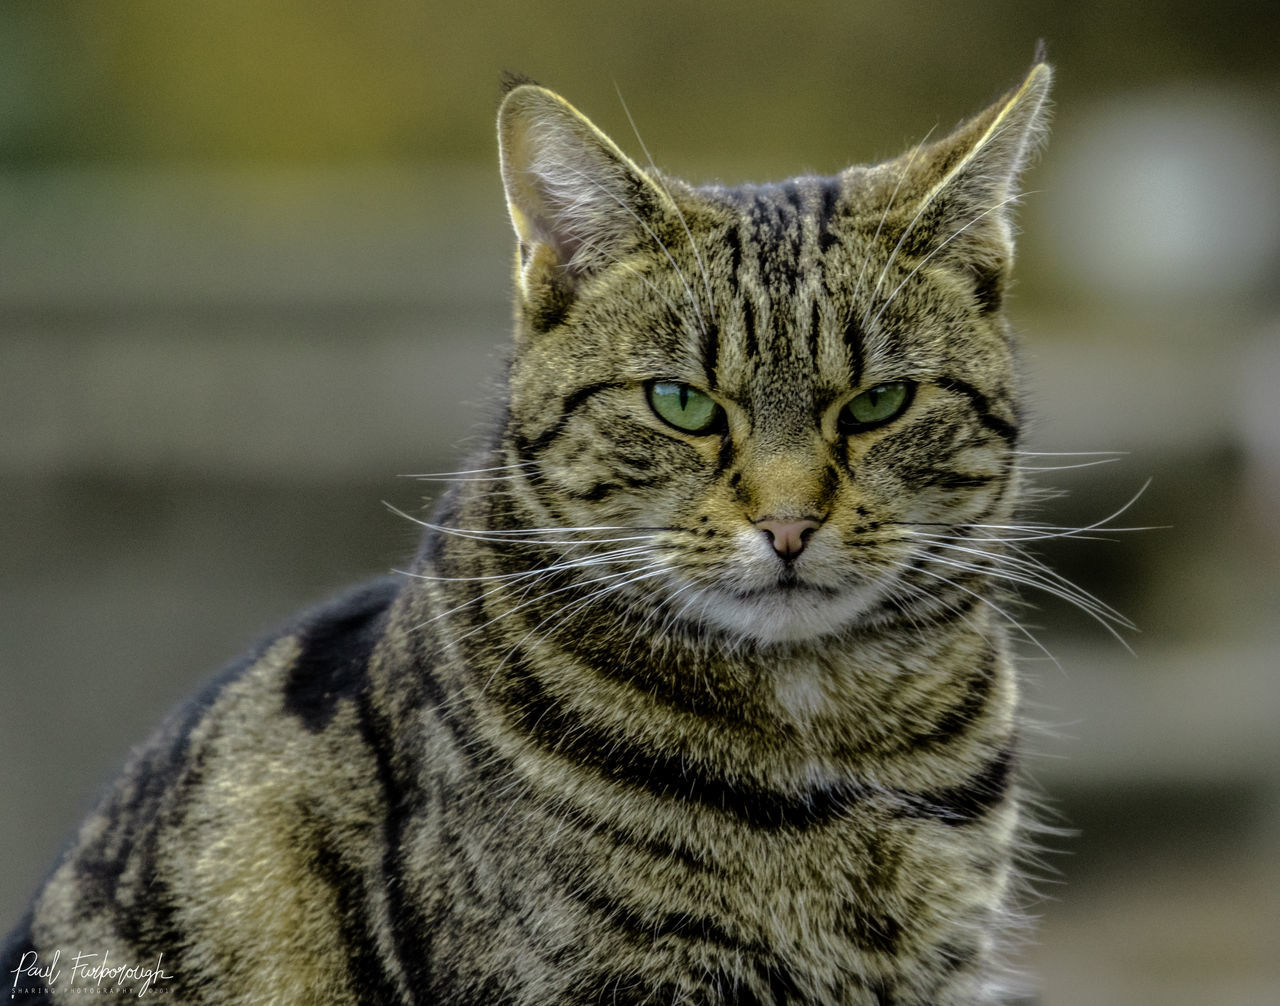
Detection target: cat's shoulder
<box><xmin>171</xmin><ymin>574</ymin><xmax>403</xmax><ymax>731</ymax></box>
<box><xmin>117</xmin><ymin>574</ymin><xmax>406</xmax><ymax>796</ymax></box>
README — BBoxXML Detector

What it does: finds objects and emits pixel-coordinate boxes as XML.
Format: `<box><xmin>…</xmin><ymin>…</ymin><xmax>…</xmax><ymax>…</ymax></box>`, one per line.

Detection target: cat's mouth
<box><xmin>726</xmin><ymin>574</ymin><xmax>840</xmax><ymax>600</ymax></box>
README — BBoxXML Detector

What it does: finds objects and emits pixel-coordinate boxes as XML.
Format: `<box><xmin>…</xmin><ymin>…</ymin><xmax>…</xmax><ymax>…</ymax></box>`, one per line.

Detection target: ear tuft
<box><xmin>499</xmin><ymin>70</ymin><xmax>540</xmax><ymax>97</ymax></box>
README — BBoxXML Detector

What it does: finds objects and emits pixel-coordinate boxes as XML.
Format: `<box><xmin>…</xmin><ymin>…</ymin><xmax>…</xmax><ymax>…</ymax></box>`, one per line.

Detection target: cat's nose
<box><xmin>754</xmin><ymin>517</ymin><xmax>823</xmax><ymax>560</ymax></box>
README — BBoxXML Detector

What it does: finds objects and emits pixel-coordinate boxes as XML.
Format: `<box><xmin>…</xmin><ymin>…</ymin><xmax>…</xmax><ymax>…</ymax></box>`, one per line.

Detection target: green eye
<box><xmin>647</xmin><ymin>381</ymin><xmax>722</xmax><ymax>435</ymax></box>
<box><xmin>839</xmin><ymin>381</ymin><xmax>914</xmax><ymax>433</ymax></box>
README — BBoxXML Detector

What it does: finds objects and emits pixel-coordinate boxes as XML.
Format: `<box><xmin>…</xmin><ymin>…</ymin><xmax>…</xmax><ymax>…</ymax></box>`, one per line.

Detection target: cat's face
<box><xmin>497</xmin><ymin>69</ymin><xmax>1050</xmax><ymax>645</ymax></box>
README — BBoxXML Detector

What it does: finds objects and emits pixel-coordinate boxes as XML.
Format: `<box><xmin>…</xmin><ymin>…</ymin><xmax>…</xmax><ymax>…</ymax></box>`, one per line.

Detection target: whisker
<box><xmin>614</xmin><ymin>83</ymin><xmax>718</xmax><ymax>325</ymax></box>
<box><xmin>933</xmin><ymin>554</ymin><xmax>1134</xmax><ymax>652</ymax></box>
<box><xmin>479</xmin><ymin>564</ymin><xmax>673</xmax><ymax>694</ymax></box>
<box><xmin>880</xmin><ymin>560</ymin><xmax>1002</xmax><ymax>651</ymax></box>
<box><xmin>452</xmin><ymin>562</ymin><xmax>666</xmax><ymax>654</ymax></box>
<box><xmin>967</xmin><ymin>478</ymin><xmax>1158</xmax><ymax>542</ymax></box>
<box><xmin>394</xmin><ymin>545</ymin><xmax>655</xmax><ymax>585</ymax></box>
<box><xmin>384</xmin><ymin>503</ymin><xmax>661</xmax><ymax>546</ymax></box>
<box><xmin>556</xmin><ymin>161</ymin><xmax>709</xmax><ymax>340</ymax></box>
<box><xmin>1013</xmin><ymin>450</ymin><xmax>1129</xmax><ymax>457</ymax></box>
<box><xmin>852</xmin><ymin>126</ymin><xmax>936</xmax><ymax>308</ymax></box>
<box><xmin>867</xmin><ymin>192</ymin><xmax>1032</xmax><ymax>333</ymax></box>
<box><xmin>908</xmin><ymin>563</ymin><xmax>1061</xmax><ymax>668</ymax></box>
<box><xmin>483</xmin><ymin>560</ymin><xmax>675</xmax><ymax>686</ymax></box>
<box><xmin>396</xmin><ymin>461</ymin><xmax>540</xmax><ymax>481</ymax></box>
<box><xmin>912</xmin><ymin>539</ymin><xmax>1135</xmax><ymax>640</ymax></box>
<box><xmin>1017</xmin><ymin>458</ymin><xmax>1123</xmax><ymax>472</ymax></box>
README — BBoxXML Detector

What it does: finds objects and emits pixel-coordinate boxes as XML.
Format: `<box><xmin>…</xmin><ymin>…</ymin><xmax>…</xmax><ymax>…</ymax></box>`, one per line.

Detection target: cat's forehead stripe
<box><xmin>706</xmin><ymin>176</ymin><xmax>861</xmax><ymax>403</ymax></box>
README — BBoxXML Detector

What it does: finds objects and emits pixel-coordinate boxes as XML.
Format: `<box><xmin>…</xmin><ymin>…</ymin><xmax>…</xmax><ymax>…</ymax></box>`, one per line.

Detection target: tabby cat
<box><xmin>5</xmin><ymin>60</ymin><xmax>1055</xmax><ymax>1004</ymax></box>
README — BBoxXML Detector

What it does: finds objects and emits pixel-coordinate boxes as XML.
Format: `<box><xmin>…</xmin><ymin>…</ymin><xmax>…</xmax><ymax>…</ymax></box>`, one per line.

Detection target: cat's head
<box><xmin>494</xmin><ymin>63</ymin><xmax>1052</xmax><ymax>645</ymax></box>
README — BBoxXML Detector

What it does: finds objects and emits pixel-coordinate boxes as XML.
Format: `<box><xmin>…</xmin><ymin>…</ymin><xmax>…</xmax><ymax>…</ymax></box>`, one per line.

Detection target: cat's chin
<box><xmin>682</xmin><ymin>581</ymin><xmax>888</xmax><ymax>645</ymax></box>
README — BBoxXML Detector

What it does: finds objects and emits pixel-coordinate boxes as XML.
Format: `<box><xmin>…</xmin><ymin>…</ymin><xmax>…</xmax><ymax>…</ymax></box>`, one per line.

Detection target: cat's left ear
<box><xmin>498</xmin><ymin>84</ymin><xmax>673</xmax><ymax>303</ymax></box>
<box><xmin>893</xmin><ymin>61</ymin><xmax>1053</xmax><ymax>310</ymax></box>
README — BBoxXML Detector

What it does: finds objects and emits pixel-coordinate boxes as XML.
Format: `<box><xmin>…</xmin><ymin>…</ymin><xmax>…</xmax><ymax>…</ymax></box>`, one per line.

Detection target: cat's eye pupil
<box><xmin>648</xmin><ymin>381</ymin><xmax>721</xmax><ymax>435</ymax></box>
<box><xmin>840</xmin><ymin>381</ymin><xmax>913</xmax><ymax>432</ymax></box>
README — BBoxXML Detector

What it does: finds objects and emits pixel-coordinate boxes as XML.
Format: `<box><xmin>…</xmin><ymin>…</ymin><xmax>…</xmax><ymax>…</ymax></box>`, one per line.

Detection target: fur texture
<box><xmin>4</xmin><ymin>62</ymin><xmax>1054</xmax><ymax>1004</ymax></box>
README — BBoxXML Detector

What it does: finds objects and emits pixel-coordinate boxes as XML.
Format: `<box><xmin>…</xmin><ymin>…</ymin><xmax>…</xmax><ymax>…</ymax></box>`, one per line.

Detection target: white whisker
<box><xmin>394</xmin><ymin>545</ymin><xmax>654</xmax><ymax>585</ymax></box>
<box><xmin>967</xmin><ymin>478</ymin><xmax>1158</xmax><ymax>542</ymax></box>
<box><xmin>1016</xmin><ymin>458</ymin><xmax>1122</xmax><ymax>472</ymax></box>
<box><xmin>615</xmin><ymin>83</ymin><xmax>718</xmax><ymax>325</ymax></box>
<box><xmin>479</xmin><ymin>564</ymin><xmax>673</xmax><ymax>694</ymax></box>
<box><xmin>397</xmin><ymin>461</ymin><xmax>540</xmax><ymax>482</ymax></box>
<box><xmin>852</xmin><ymin>126</ymin><xmax>936</xmax><ymax>307</ymax></box>
<box><xmin>908</xmin><ymin>563</ymin><xmax>1061</xmax><ymax>668</ymax></box>
<box><xmin>556</xmin><ymin>161</ymin><xmax>709</xmax><ymax>340</ymax></box>
<box><xmin>1013</xmin><ymin>450</ymin><xmax>1128</xmax><ymax>457</ymax></box>
<box><xmin>867</xmin><ymin>192</ymin><xmax>1032</xmax><ymax>333</ymax></box>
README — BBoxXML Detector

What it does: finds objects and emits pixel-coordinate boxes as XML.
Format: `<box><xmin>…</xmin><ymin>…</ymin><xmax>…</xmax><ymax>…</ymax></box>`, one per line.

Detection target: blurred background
<box><xmin>1</xmin><ymin>2</ymin><xmax>1277</xmax><ymax>1003</ymax></box>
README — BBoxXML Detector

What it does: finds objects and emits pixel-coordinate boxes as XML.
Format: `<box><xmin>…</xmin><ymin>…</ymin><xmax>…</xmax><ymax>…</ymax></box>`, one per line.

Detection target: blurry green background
<box><xmin>2</xmin><ymin>3</ymin><xmax>1278</xmax><ymax>1003</ymax></box>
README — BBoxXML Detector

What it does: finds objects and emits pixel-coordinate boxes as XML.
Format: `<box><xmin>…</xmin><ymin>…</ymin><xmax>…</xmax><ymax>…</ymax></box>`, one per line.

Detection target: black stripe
<box><xmin>120</xmin><ymin>748</ymin><xmax>209</xmax><ymax>1000</ymax></box>
<box><xmin>934</xmin><ymin>377</ymin><xmax>1018</xmax><ymax>443</ymax></box>
<box><xmin>971</xmin><ymin>262</ymin><xmax>1005</xmax><ymax>315</ymax></box>
<box><xmin>585</xmin><ymin>960</ymin><xmax>805</xmax><ymax>1006</ymax></box>
<box><xmin>818</xmin><ymin>463</ymin><xmax>839</xmax><ymax>500</ymax></box>
<box><xmin>495</xmin><ymin>657</ymin><xmax>853</xmax><ymax>828</ymax></box>
<box><xmin>59</xmin><ymin>643</ymin><xmax>258</xmax><ymax>967</ymax></box>
<box><xmin>550</xmin><ymin>799</ymin><xmax>715</xmax><ymax>875</ymax></box>
<box><xmin>586</xmin><ymin>979</ymin><xmax>691</xmax><ymax>1006</ymax></box>
<box><xmin>714</xmin><ymin>433</ymin><xmax>736</xmax><ymax>478</ymax></box>
<box><xmin>493</xmin><ymin>656</ymin><xmax>896</xmax><ymax>832</ymax></box>
<box><xmin>770</xmin><ymin>285</ymin><xmax>791</xmax><ymax>360</ymax></box>
<box><xmin>612</xmin><ymin>448</ymin><xmax>660</xmax><ymax>472</ymax></box>
<box><xmin>407</xmin><ymin>597</ymin><xmax>499</xmax><ymax>761</ymax></box>
<box><xmin>701</xmin><ymin>319</ymin><xmax>720</xmax><ymax>388</ymax></box>
<box><xmin>843</xmin><ymin>910</ymin><xmax>903</xmax><ymax>956</ymax></box>
<box><xmin>928</xmin><ymin>471</ymin><xmax>997</xmax><ymax>491</ymax></box>
<box><xmin>566</xmin><ymin>481</ymin><xmax>622</xmax><ymax>502</ymax></box>
<box><xmin>741</xmin><ymin>296</ymin><xmax>758</xmax><ymax>359</ymax></box>
<box><xmin>566</xmin><ymin>882</ymin><xmax>907</xmax><ymax>996</ymax></box>
<box><xmin>817</xmin><ymin>176</ymin><xmax>842</xmax><ymax>252</ymax></box>
<box><xmin>516</xmin><ymin>381</ymin><xmax>625</xmax><ymax>455</ymax></box>
<box><xmin>428</xmin><ymin>820</ymin><xmax>522</xmax><ymax>1006</ymax></box>
<box><xmin>569</xmin><ymin>470</ymin><xmax>664</xmax><ymax>498</ymax></box>
<box><xmin>749</xmin><ymin>191</ymin><xmax>775</xmax><ymax>237</ymax></box>
<box><xmin>895</xmin><ymin>745</ymin><xmax>1015</xmax><ymax>827</ymax></box>
<box><xmin>526</xmin><ymin>278</ymin><xmax>574</xmax><ymax>334</ymax></box>
<box><xmin>780</xmin><ymin>179</ymin><xmax>804</xmax><ymax>216</ymax></box>
<box><xmin>808</xmin><ymin>300</ymin><xmax>821</xmax><ymax>363</ymax></box>
<box><xmin>356</xmin><ymin>656</ymin><xmax>434</xmax><ymax>1002</ymax></box>
<box><xmin>843</xmin><ymin>309</ymin><xmax>864</xmax><ymax>385</ymax></box>
<box><xmin>918</xmin><ymin>649</ymin><xmax>997</xmax><ymax>746</ymax></box>
<box><xmin>573</xmin><ymin>889</ymin><xmax>752</xmax><ymax>954</ymax></box>
<box><xmin>724</xmin><ymin>222</ymin><xmax>742</xmax><ymax>274</ymax></box>
<box><xmin>935</xmin><ymin>940</ymin><xmax>980</xmax><ymax>977</ymax></box>
<box><xmin>892</xmin><ymin>565</ymin><xmax>988</xmax><ymax>623</ymax></box>
<box><xmin>551</xmin><ymin>601</ymin><xmax>763</xmax><ymax>725</ymax></box>
<box><xmin>307</xmin><ymin>814</ymin><xmax>407</xmax><ymax>1003</ymax></box>
<box><xmin>779</xmin><ymin>180</ymin><xmax>805</xmax><ymax>269</ymax></box>
<box><xmin>284</xmin><ymin>578</ymin><xmax>399</xmax><ymax>733</ymax></box>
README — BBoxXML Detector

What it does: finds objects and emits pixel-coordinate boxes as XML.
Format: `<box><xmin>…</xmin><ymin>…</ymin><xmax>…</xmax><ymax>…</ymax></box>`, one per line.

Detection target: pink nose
<box><xmin>754</xmin><ymin>517</ymin><xmax>823</xmax><ymax>560</ymax></box>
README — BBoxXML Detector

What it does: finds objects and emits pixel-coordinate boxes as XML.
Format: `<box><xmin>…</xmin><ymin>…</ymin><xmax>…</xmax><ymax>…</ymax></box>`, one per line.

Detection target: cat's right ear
<box><xmin>498</xmin><ymin>85</ymin><xmax>670</xmax><ymax>309</ymax></box>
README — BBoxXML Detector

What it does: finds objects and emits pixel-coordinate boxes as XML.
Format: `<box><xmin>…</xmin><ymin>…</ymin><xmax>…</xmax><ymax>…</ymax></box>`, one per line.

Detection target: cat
<box><xmin>4</xmin><ymin>58</ymin><xmax>1056</xmax><ymax>1004</ymax></box>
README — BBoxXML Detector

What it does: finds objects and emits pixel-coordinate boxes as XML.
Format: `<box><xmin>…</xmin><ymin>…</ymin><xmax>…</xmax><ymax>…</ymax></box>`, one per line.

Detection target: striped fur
<box><xmin>4</xmin><ymin>62</ymin><xmax>1053</xmax><ymax>1004</ymax></box>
